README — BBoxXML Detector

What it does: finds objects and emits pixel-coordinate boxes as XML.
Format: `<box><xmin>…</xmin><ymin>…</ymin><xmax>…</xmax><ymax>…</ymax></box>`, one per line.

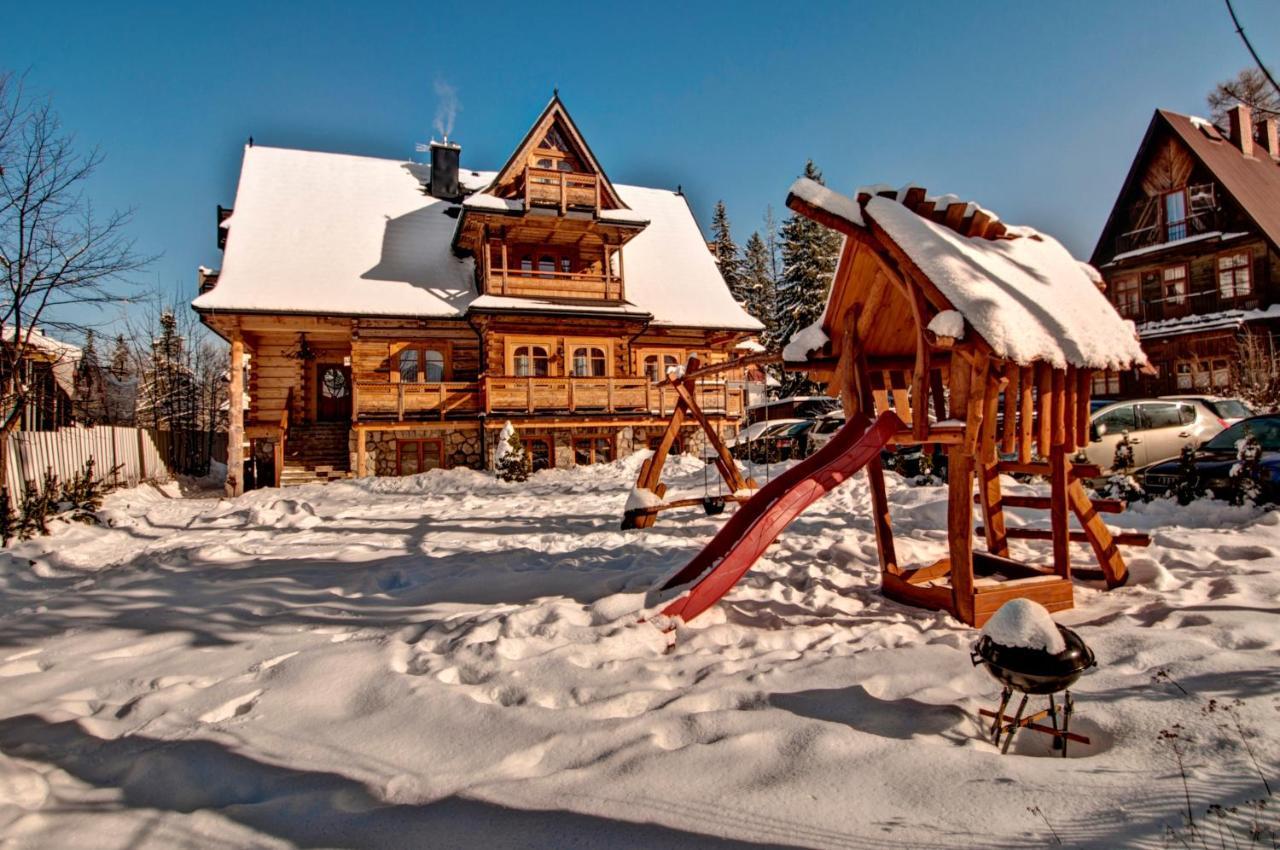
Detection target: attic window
<box><xmin>540</xmin><ymin>126</ymin><xmax>569</xmax><ymax>153</ymax></box>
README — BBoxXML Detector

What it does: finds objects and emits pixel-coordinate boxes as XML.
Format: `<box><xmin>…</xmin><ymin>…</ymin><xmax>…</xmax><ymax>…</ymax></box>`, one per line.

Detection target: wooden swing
<box><xmin>785</xmin><ymin>180</ymin><xmax>1152</xmax><ymax>627</ymax></box>
<box><xmin>621</xmin><ymin>352</ymin><xmax>779</xmax><ymax>530</ymax></box>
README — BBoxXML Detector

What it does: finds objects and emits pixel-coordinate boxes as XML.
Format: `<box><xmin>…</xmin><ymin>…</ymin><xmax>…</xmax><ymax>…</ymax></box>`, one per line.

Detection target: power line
<box><xmin>1225</xmin><ymin>0</ymin><xmax>1280</xmax><ymax>100</ymax></box>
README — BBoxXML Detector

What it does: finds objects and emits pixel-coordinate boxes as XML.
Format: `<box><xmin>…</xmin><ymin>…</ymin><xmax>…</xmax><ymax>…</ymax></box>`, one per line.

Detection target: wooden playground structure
<box><xmin>637</xmin><ymin>180</ymin><xmax>1151</xmax><ymax>629</ymax></box>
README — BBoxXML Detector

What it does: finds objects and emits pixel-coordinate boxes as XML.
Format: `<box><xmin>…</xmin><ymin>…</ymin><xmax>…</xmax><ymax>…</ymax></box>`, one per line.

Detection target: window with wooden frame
<box><xmin>523</xmin><ymin>436</ymin><xmax>553</xmax><ymax>471</ymax></box>
<box><xmin>510</xmin><ymin>343</ymin><xmax>552</xmax><ymax>377</ymax></box>
<box><xmin>394</xmin><ymin>344</ymin><xmax>450</xmax><ymax>382</ymax></box>
<box><xmin>639</xmin><ymin>350</ymin><xmax>683</xmax><ymax>382</ymax></box>
<box><xmin>572</xmin><ymin>434</ymin><xmax>615</xmax><ymax>465</ymax></box>
<box><xmin>1217</xmin><ymin>251</ymin><xmax>1252</xmax><ymax>299</ymax></box>
<box><xmin>397</xmin><ymin>439</ymin><xmax>444</xmax><ymax>475</ymax></box>
<box><xmin>564</xmin><ymin>338</ymin><xmax>612</xmax><ymax>378</ymax></box>
<box><xmin>1112</xmin><ymin>275</ymin><xmax>1140</xmax><ymax>318</ymax></box>
<box><xmin>1163</xmin><ymin>189</ymin><xmax>1188</xmax><ymax>242</ymax></box>
<box><xmin>1161</xmin><ymin>265</ymin><xmax>1188</xmax><ymax>305</ymax></box>
<box><xmin>1091</xmin><ymin>371</ymin><xmax>1121</xmax><ymax>396</ymax></box>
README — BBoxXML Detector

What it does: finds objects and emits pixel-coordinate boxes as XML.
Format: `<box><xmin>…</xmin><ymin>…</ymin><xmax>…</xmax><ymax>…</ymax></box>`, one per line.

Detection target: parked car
<box><xmin>723</xmin><ymin>418</ymin><xmax>811</xmax><ymax>463</ymax></box>
<box><xmin>1160</xmin><ymin>395</ymin><xmax>1255</xmax><ymax>427</ymax></box>
<box><xmin>1142</xmin><ymin>414</ymin><xmax>1280</xmax><ymax>501</ymax></box>
<box><xmin>808</xmin><ymin>411</ymin><xmax>846</xmax><ymax>452</ymax></box>
<box><xmin>1075</xmin><ymin>398</ymin><xmax>1226</xmax><ymax>473</ymax></box>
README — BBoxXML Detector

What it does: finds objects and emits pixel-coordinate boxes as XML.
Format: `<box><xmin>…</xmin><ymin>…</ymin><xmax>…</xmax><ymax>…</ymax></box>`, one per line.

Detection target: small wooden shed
<box><xmin>784</xmin><ymin>180</ymin><xmax>1150</xmax><ymax>627</ymax></box>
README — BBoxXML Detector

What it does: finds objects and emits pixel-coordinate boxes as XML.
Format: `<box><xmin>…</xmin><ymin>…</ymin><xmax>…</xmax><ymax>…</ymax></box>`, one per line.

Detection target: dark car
<box><xmin>749</xmin><ymin>420</ymin><xmax>815</xmax><ymax>463</ymax></box>
<box><xmin>1142</xmin><ymin>414</ymin><xmax>1280</xmax><ymax>501</ymax></box>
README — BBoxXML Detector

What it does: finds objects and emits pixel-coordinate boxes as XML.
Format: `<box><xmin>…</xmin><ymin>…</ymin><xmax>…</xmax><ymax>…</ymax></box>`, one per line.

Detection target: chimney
<box><xmin>1228</xmin><ymin>104</ymin><xmax>1254</xmax><ymax>157</ymax></box>
<box><xmin>1257</xmin><ymin>117</ymin><xmax>1279</xmax><ymax>159</ymax></box>
<box><xmin>430</xmin><ymin>140</ymin><xmax>461</xmax><ymax>201</ymax></box>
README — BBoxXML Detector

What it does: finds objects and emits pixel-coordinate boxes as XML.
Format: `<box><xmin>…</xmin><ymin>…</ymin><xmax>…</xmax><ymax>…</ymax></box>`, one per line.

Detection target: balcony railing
<box><xmin>485</xmin><ymin>267</ymin><xmax>623</xmax><ymax>300</ymax></box>
<box><xmin>522</xmin><ymin>166</ymin><xmax>599</xmax><ymax>212</ymax></box>
<box><xmin>353</xmin><ymin>381</ymin><xmax>482</xmax><ymax>421</ymax></box>
<box><xmin>1114</xmin><ymin>184</ymin><xmax>1219</xmax><ymax>256</ymax></box>
<box><xmin>484</xmin><ymin>376</ymin><xmax>743</xmax><ymax>417</ymax></box>
<box><xmin>351</xmin><ymin>377</ymin><xmax>743</xmax><ymax>421</ymax></box>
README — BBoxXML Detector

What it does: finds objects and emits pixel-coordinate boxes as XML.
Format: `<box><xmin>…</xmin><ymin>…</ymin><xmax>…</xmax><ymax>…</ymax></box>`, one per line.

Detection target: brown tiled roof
<box><xmin>1160</xmin><ymin>109</ymin><xmax>1280</xmax><ymax>251</ymax></box>
<box><xmin>1091</xmin><ymin>109</ymin><xmax>1280</xmax><ymax>264</ymax></box>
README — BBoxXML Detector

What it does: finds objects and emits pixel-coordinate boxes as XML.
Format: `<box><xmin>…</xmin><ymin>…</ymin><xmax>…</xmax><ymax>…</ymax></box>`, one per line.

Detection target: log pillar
<box><xmin>947</xmin><ymin>446</ymin><xmax>976</xmax><ymax>625</ymax></box>
<box><xmin>356</xmin><ymin>427</ymin><xmax>368</xmax><ymax>477</ymax></box>
<box><xmin>226</xmin><ymin>334</ymin><xmax>245</xmax><ymax>497</ymax></box>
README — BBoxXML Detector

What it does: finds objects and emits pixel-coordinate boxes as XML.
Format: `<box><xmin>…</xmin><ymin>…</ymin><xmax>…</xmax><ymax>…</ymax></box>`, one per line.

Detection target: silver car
<box><xmin>1159</xmin><ymin>395</ymin><xmax>1254</xmax><ymax>427</ymax></box>
<box><xmin>1076</xmin><ymin>398</ymin><xmax>1226</xmax><ymax>472</ymax></box>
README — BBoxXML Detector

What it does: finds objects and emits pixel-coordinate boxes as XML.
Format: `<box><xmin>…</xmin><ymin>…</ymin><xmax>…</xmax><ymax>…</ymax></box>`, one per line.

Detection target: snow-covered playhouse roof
<box><xmin>192</xmin><ymin>145</ymin><xmax>762</xmax><ymax>332</ymax></box>
<box><xmin>785</xmin><ymin>179</ymin><xmax>1147</xmax><ymax>372</ymax></box>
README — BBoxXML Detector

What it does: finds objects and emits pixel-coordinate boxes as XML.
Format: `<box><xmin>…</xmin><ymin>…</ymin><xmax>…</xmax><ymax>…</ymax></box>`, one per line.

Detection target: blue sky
<box><xmin>9</xmin><ymin>0</ymin><xmax>1280</xmax><ymax>337</ymax></box>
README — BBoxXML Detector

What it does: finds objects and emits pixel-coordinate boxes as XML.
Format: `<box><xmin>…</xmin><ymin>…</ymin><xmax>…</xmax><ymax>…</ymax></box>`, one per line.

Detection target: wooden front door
<box><xmin>316</xmin><ymin>363</ymin><xmax>352</xmax><ymax>421</ymax></box>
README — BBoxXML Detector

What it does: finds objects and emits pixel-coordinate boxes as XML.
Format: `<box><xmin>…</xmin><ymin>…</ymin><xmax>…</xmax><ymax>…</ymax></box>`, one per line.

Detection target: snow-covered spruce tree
<box><xmin>710</xmin><ymin>200</ymin><xmax>747</xmax><ymax>304</ymax></box>
<box><xmin>1230</xmin><ymin>425</ymin><xmax>1263</xmax><ymax>506</ymax></box>
<box><xmin>73</xmin><ymin>330</ymin><xmax>107</xmax><ymax>425</ymax></box>
<box><xmin>1105</xmin><ymin>434</ymin><xmax>1144</xmax><ymax>502</ymax></box>
<box><xmin>772</xmin><ymin>161</ymin><xmax>842</xmax><ymax>397</ymax></box>
<box><xmin>1174</xmin><ymin>443</ymin><xmax>1203</xmax><ymax>505</ymax></box>
<box><xmin>495</xmin><ymin>420</ymin><xmax>529</xmax><ymax>483</ymax></box>
<box><xmin>741</xmin><ymin>231</ymin><xmax>777</xmax><ymax>340</ymax></box>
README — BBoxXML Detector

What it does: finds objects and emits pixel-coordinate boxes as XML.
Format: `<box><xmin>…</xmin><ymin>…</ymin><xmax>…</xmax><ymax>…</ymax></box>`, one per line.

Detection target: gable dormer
<box><xmin>454</xmin><ymin>95</ymin><xmax>649</xmax><ymax>304</ymax></box>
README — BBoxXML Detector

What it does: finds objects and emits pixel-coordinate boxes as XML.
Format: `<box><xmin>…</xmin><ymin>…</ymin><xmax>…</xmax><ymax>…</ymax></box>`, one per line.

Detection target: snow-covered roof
<box><xmin>1</xmin><ymin>325</ymin><xmax>82</xmax><ymax>398</ymax></box>
<box><xmin>862</xmin><ymin>195</ymin><xmax>1146</xmax><ymax>371</ymax></box>
<box><xmin>194</xmin><ymin>146</ymin><xmax>761</xmax><ymax>331</ymax></box>
<box><xmin>1136</xmin><ymin>304</ymin><xmax>1280</xmax><ymax>340</ymax></box>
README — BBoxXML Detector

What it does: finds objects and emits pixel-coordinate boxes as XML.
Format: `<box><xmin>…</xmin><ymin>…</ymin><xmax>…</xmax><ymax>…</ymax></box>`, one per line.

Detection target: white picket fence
<box><xmin>4</xmin><ymin>426</ymin><xmax>172</xmax><ymax>499</ymax></box>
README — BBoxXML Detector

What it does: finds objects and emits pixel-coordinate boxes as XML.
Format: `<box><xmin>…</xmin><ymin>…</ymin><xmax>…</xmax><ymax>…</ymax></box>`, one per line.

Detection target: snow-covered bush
<box><xmin>1173</xmin><ymin>443</ymin><xmax>1203</xmax><ymax>505</ymax></box>
<box><xmin>1230</xmin><ymin>427</ymin><xmax>1263</xmax><ymax>506</ymax></box>
<box><xmin>495</xmin><ymin>421</ymin><xmax>529</xmax><ymax>483</ymax></box>
<box><xmin>1104</xmin><ymin>434</ymin><xmax>1144</xmax><ymax>502</ymax></box>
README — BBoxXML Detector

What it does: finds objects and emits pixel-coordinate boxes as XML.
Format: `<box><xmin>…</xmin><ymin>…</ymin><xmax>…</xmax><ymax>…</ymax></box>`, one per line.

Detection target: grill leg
<box><xmin>1001</xmin><ymin>694</ymin><xmax>1029</xmax><ymax>755</ymax></box>
<box><xmin>1062</xmin><ymin>690</ymin><xmax>1074</xmax><ymax>758</ymax></box>
<box><xmin>990</xmin><ymin>687</ymin><xmax>1013</xmax><ymax>745</ymax></box>
<box><xmin>1048</xmin><ymin>693</ymin><xmax>1063</xmax><ymax>752</ymax></box>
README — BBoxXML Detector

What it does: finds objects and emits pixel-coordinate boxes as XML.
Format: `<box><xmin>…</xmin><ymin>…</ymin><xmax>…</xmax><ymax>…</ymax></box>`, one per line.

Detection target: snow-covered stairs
<box><xmin>281</xmin><ymin>422</ymin><xmax>351</xmax><ymax>486</ymax></box>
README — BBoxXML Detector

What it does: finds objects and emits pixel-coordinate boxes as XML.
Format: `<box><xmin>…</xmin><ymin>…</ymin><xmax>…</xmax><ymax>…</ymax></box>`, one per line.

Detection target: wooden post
<box><xmin>273</xmin><ymin>433</ymin><xmax>284</xmax><ymax>488</ymax></box>
<box><xmin>948</xmin><ymin>447</ymin><xmax>976</xmax><ymax>625</ymax></box>
<box><xmin>1049</xmin><ymin>445</ymin><xmax>1071</xmax><ymax>580</ymax></box>
<box><xmin>1001</xmin><ymin>366</ymin><xmax>1019</xmax><ymax>456</ymax></box>
<box><xmin>1067</xmin><ymin>478</ymin><xmax>1127</xmax><ymax>587</ymax></box>
<box><xmin>356</xmin><ymin>426</ymin><xmax>368</xmax><ymax>477</ymax></box>
<box><xmin>673</xmin><ymin>380</ymin><xmax>746</xmax><ymax>493</ymax></box>
<box><xmin>226</xmin><ymin>334</ymin><xmax>244</xmax><ymax>497</ymax></box>
<box><xmin>1018</xmin><ymin>364</ymin><xmax>1034</xmax><ymax>464</ymax></box>
<box><xmin>501</xmin><ymin>242</ymin><xmax>509</xmax><ymax>294</ymax></box>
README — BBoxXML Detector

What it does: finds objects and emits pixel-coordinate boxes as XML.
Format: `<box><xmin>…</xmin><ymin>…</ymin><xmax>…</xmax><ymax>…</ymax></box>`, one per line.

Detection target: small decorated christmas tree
<box><xmin>495</xmin><ymin>420</ymin><xmax>529</xmax><ymax>483</ymax></box>
<box><xmin>1105</xmin><ymin>433</ymin><xmax>1144</xmax><ymax>502</ymax></box>
<box><xmin>1174</xmin><ymin>443</ymin><xmax>1202</xmax><ymax>505</ymax></box>
<box><xmin>1230</xmin><ymin>426</ymin><xmax>1262</xmax><ymax>506</ymax></box>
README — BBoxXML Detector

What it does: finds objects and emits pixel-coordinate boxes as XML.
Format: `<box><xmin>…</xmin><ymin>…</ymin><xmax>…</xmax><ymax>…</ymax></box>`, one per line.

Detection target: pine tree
<box><xmin>109</xmin><ymin>334</ymin><xmax>132</xmax><ymax>378</ymax></box>
<box><xmin>73</xmin><ymin>330</ymin><xmax>105</xmax><ymax>424</ymax></box>
<box><xmin>710</xmin><ymin>200</ymin><xmax>747</xmax><ymax>304</ymax></box>
<box><xmin>773</xmin><ymin>161</ymin><xmax>842</xmax><ymax>396</ymax></box>
<box><xmin>741</xmin><ymin>231</ymin><xmax>776</xmax><ymax>339</ymax></box>
<box><xmin>495</xmin><ymin>421</ymin><xmax>529</xmax><ymax>482</ymax></box>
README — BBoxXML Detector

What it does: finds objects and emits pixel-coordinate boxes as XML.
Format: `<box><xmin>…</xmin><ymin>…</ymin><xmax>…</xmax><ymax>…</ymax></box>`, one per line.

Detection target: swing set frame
<box><xmin>621</xmin><ymin>352</ymin><xmax>780</xmax><ymax>530</ymax></box>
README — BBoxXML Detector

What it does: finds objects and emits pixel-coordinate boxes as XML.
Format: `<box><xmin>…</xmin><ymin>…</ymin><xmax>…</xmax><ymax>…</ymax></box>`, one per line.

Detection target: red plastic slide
<box><xmin>657</xmin><ymin>411</ymin><xmax>902</xmax><ymax>625</ymax></box>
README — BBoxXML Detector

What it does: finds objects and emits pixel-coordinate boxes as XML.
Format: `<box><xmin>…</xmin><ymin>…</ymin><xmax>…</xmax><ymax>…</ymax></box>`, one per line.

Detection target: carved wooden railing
<box><xmin>353</xmin><ymin>381</ymin><xmax>482</xmax><ymax>421</ymax></box>
<box><xmin>484</xmin><ymin>376</ymin><xmax>743</xmax><ymax>417</ymax></box>
<box><xmin>484</xmin><ymin>267</ymin><xmax>623</xmax><ymax>301</ymax></box>
<box><xmin>523</xmin><ymin>166</ymin><xmax>600</xmax><ymax>212</ymax></box>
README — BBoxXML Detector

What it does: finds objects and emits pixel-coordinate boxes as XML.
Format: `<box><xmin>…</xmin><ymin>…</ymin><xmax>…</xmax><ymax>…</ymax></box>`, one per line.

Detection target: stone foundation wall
<box><xmin>349</xmin><ymin>427</ymin><xmax>483</xmax><ymax>477</ymax></box>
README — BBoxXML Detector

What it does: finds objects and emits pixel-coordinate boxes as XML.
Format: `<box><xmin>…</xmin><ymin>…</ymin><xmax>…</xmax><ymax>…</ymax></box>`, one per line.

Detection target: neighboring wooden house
<box><xmin>193</xmin><ymin>95</ymin><xmax>762</xmax><ymax>493</ymax></box>
<box><xmin>1</xmin><ymin>326</ymin><xmax>80</xmax><ymax>432</ymax></box>
<box><xmin>1091</xmin><ymin>105</ymin><xmax>1280</xmax><ymax>398</ymax></box>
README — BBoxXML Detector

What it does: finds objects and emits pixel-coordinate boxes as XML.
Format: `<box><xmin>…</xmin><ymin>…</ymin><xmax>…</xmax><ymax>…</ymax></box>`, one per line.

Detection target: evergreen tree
<box><xmin>741</xmin><ymin>231</ymin><xmax>776</xmax><ymax>340</ymax></box>
<box><xmin>137</xmin><ymin>311</ymin><xmax>198</xmax><ymax>432</ymax></box>
<box><xmin>710</xmin><ymin>200</ymin><xmax>747</xmax><ymax>304</ymax></box>
<box><xmin>773</xmin><ymin>160</ymin><xmax>842</xmax><ymax>396</ymax></box>
<box><xmin>73</xmin><ymin>330</ymin><xmax>106</xmax><ymax>424</ymax></box>
<box><xmin>495</xmin><ymin>421</ymin><xmax>529</xmax><ymax>482</ymax></box>
<box><xmin>109</xmin><ymin>334</ymin><xmax>132</xmax><ymax>378</ymax></box>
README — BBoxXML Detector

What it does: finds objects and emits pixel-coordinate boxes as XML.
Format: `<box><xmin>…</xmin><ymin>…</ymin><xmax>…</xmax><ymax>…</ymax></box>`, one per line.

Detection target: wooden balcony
<box><xmin>351</xmin><ymin>377</ymin><xmax>743</xmax><ymax>421</ymax></box>
<box><xmin>484</xmin><ymin>377</ymin><xmax>743</xmax><ymax>417</ymax></box>
<box><xmin>485</xmin><ymin>267</ymin><xmax>623</xmax><ymax>301</ymax></box>
<box><xmin>523</xmin><ymin>166</ymin><xmax>599</xmax><ymax>213</ymax></box>
<box><xmin>353</xmin><ymin>381</ymin><xmax>482</xmax><ymax>421</ymax></box>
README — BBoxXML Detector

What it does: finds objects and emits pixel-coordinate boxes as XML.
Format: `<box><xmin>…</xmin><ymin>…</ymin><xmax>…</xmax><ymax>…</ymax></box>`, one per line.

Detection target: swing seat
<box><xmin>702</xmin><ymin>496</ymin><xmax>727</xmax><ymax>516</ymax></box>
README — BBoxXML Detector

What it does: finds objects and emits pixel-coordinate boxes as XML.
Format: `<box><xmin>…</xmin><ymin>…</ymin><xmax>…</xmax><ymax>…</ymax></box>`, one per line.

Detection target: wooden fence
<box><xmin>3</xmin><ymin>426</ymin><xmax>224</xmax><ymax>500</ymax></box>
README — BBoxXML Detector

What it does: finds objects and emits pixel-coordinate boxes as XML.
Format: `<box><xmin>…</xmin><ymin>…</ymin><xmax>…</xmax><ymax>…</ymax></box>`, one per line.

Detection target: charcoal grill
<box><xmin>971</xmin><ymin>624</ymin><xmax>1096</xmax><ymax>755</ymax></box>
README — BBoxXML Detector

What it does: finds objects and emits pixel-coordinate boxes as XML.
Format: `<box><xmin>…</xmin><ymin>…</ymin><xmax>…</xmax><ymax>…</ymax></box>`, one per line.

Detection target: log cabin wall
<box><xmin>351</xmin><ymin>319</ymin><xmax>481</xmax><ymax>383</ymax></box>
<box><xmin>247</xmin><ymin>333</ymin><xmax>306</xmax><ymax>426</ymax></box>
<box><xmin>476</xmin><ymin>316</ymin><xmax>641</xmax><ymax>377</ymax></box>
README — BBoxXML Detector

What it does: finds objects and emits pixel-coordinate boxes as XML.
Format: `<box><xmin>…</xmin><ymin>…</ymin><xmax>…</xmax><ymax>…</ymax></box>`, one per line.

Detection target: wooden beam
<box><xmin>1049</xmin><ymin>446</ymin><xmax>1071</xmax><ymax>580</ymax></box>
<box><xmin>1018</xmin><ymin>364</ymin><xmax>1034</xmax><ymax>464</ymax></box>
<box><xmin>947</xmin><ymin>446</ymin><xmax>976</xmax><ymax>625</ymax></box>
<box><xmin>1001</xmin><ymin>365</ymin><xmax>1019</xmax><ymax>456</ymax></box>
<box><xmin>226</xmin><ymin>335</ymin><xmax>245</xmax><ymax>497</ymax></box>
<box><xmin>673</xmin><ymin>379</ymin><xmax>745</xmax><ymax>493</ymax></box>
<box><xmin>1067</xmin><ymin>478</ymin><xmax>1130</xmax><ymax>586</ymax></box>
<box><xmin>977</xmin><ymin>526</ymin><xmax>1151</xmax><ymax>548</ymax></box>
<box><xmin>997</xmin><ymin>460</ymin><xmax>1102</xmax><ymax>480</ymax></box>
<box><xmin>356</xmin><ymin>427</ymin><xmax>368</xmax><ymax>477</ymax></box>
<box><xmin>974</xmin><ymin>493</ymin><xmax>1125</xmax><ymax>513</ymax></box>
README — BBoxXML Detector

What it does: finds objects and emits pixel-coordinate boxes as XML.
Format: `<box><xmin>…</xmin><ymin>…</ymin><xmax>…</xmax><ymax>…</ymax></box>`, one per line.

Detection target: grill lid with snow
<box><xmin>979</xmin><ymin>598</ymin><xmax>1065</xmax><ymax>654</ymax></box>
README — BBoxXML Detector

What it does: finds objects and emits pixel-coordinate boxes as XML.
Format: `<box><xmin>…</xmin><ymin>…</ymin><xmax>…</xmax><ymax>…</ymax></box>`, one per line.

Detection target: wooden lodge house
<box><xmin>1091</xmin><ymin>105</ymin><xmax>1280</xmax><ymax>398</ymax></box>
<box><xmin>193</xmin><ymin>96</ymin><xmax>763</xmax><ymax>493</ymax></box>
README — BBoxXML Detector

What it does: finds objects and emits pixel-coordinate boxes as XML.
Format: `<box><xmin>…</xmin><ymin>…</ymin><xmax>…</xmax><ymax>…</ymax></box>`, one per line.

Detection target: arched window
<box><xmin>423</xmin><ymin>350</ymin><xmax>445</xmax><ymax>382</ymax></box>
<box><xmin>520</xmin><ymin>255</ymin><xmax>533</xmax><ymax>274</ymax></box>
<box><xmin>537</xmin><ymin>255</ymin><xmax>556</xmax><ymax>279</ymax></box>
<box><xmin>560</xmin><ymin>257</ymin><xmax>572</xmax><ymax>275</ymax></box>
<box><xmin>571</xmin><ymin>346</ymin><xmax>607</xmax><ymax>377</ymax></box>
<box><xmin>398</xmin><ymin>349</ymin><xmax>420</xmax><ymax>383</ymax></box>
<box><xmin>514</xmin><ymin>345</ymin><xmax>550</xmax><ymax>377</ymax></box>
<box><xmin>643</xmin><ymin>353</ymin><xmax>681</xmax><ymax>382</ymax></box>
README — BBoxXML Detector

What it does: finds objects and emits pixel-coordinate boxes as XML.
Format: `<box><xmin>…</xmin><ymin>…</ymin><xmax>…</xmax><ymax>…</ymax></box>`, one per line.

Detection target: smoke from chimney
<box><xmin>433</xmin><ymin>78</ymin><xmax>460</xmax><ymax>142</ymax></box>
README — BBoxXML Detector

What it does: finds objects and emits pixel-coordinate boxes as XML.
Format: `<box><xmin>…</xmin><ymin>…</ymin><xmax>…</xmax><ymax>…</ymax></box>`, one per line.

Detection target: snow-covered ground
<box><xmin>0</xmin><ymin>453</ymin><xmax>1277</xmax><ymax>849</ymax></box>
